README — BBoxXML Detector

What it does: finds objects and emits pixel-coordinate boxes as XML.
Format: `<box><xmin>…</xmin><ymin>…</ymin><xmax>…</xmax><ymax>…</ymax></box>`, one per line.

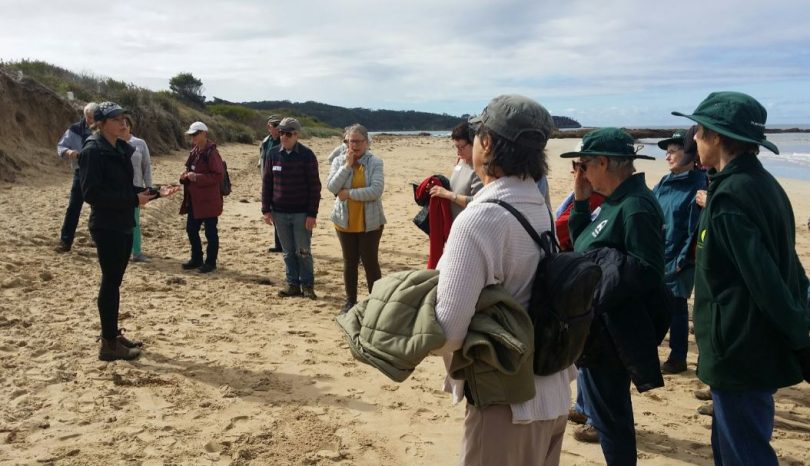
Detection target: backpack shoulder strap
<box><xmin>485</xmin><ymin>199</ymin><xmax>559</xmax><ymax>257</ymax></box>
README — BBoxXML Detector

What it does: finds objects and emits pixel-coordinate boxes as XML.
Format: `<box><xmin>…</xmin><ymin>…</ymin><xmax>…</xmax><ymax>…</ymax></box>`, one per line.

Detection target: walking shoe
<box><xmin>568</xmin><ymin>408</ymin><xmax>588</xmax><ymax>425</ymax></box>
<box><xmin>339</xmin><ymin>300</ymin><xmax>357</xmax><ymax>314</ymax></box>
<box><xmin>278</xmin><ymin>284</ymin><xmax>302</xmax><ymax>297</ymax></box>
<box><xmin>131</xmin><ymin>253</ymin><xmax>150</xmax><ymax>263</ymax></box>
<box><xmin>661</xmin><ymin>359</ymin><xmax>687</xmax><ymax>374</ymax></box>
<box><xmin>573</xmin><ymin>424</ymin><xmax>599</xmax><ymax>443</ymax></box>
<box><xmin>182</xmin><ymin>259</ymin><xmax>203</xmax><ymax>270</ymax></box>
<box><xmin>694</xmin><ymin>388</ymin><xmax>712</xmax><ymax>401</ymax></box>
<box><xmin>115</xmin><ymin>329</ymin><xmax>143</xmax><ymax>348</ymax></box>
<box><xmin>268</xmin><ymin>246</ymin><xmax>283</xmax><ymax>253</ymax></box>
<box><xmin>99</xmin><ymin>337</ymin><xmax>141</xmax><ymax>361</ymax></box>
<box><xmin>697</xmin><ymin>403</ymin><xmax>714</xmax><ymax>416</ymax></box>
<box><xmin>301</xmin><ymin>286</ymin><xmax>318</xmax><ymax>300</ymax></box>
<box><xmin>198</xmin><ymin>263</ymin><xmax>216</xmax><ymax>274</ymax></box>
<box><xmin>54</xmin><ymin>241</ymin><xmax>71</xmax><ymax>253</ymax></box>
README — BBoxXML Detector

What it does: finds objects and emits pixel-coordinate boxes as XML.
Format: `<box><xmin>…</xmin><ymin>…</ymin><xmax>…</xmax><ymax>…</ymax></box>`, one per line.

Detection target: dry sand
<box><xmin>1</xmin><ymin>136</ymin><xmax>809</xmax><ymax>465</ymax></box>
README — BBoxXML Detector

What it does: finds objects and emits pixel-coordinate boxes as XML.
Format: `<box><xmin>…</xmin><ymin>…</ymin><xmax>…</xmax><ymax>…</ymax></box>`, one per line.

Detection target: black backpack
<box><xmin>486</xmin><ymin>199</ymin><xmax>602</xmax><ymax>375</ymax></box>
<box><xmin>220</xmin><ymin>161</ymin><xmax>232</xmax><ymax>196</ymax></box>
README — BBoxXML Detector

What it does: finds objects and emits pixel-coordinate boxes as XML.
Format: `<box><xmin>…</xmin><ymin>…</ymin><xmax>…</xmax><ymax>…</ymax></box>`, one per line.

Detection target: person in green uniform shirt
<box><xmin>560</xmin><ymin>127</ymin><xmax>664</xmax><ymax>465</ymax></box>
<box><xmin>673</xmin><ymin>91</ymin><xmax>810</xmax><ymax>466</ymax></box>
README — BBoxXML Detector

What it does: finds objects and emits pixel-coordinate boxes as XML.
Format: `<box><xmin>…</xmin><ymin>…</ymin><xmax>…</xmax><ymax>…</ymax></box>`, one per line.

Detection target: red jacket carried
<box><xmin>414</xmin><ymin>175</ymin><xmax>452</xmax><ymax>269</ymax></box>
<box><xmin>180</xmin><ymin>141</ymin><xmax>224</xmax><ymax>219</ymax></box>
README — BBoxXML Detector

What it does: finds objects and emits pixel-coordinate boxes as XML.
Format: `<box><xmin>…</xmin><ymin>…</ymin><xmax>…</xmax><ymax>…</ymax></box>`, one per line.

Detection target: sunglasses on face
<box><xmin>279</xmin><ymin>131</ymin><xmax>295</xmax><ymax>137</ymax></box>
<box><xmin>572</xmin><ymin>159</ymin><xmax>595</xmax><ymax>172</ymax></box>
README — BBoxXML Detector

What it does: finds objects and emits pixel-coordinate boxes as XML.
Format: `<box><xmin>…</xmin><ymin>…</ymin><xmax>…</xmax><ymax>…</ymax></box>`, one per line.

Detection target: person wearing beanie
<box><xmin>652</xmin><ymin>125</ymin><xmax>707</xmax><ymax>374</ymax></box>
<box><xmin>674</xmin><ymin>91</ymin><xmax>810</xmax><ymax>465</ymax></box>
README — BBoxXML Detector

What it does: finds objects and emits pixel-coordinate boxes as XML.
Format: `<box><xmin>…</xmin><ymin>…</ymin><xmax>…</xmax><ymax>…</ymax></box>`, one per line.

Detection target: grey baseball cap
<box><xmin>267</xmin><ymin>114</ymin><xmax>282</xmax><ymax>125</ymax></box>
<box><xmin>468</xmin><ymin>95</ymin><xmax>555</xmax><ymax>149</ymax></box>
<box><xmin>278</xmin><ymin>117</ymin><xmax>302</xmax><ymax>132</ymax></box>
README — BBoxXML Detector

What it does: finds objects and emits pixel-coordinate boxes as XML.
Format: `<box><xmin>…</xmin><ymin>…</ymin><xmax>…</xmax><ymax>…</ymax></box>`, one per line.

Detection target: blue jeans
<box><xmin>60</xmin><ymin>169</ymin><xmax>84</xmax><ymax>245</ymax></box>
<box><xmin>668</xmin><ymin>297</ymin><xmax>689</xmax><ymax>362</ymax></box>
<box><xmin>711</xmin><ymin>388</ymin><xmax>778</xmax><ymax>466</ymax></box>
<box><xmin>274</xmin><ymin>212</ymin><xmax>314</xmax><ymax>286</ymax></box>
<box><xmin>574</xmin><ymin>369</ymin><xmax>592</xmax><ymax>426</ymax></box>
<box><xmin>186</xmin><ymin>204</ymin><xmax>219</xmax><ymax>266</ymax></box>
<box><xmin>580</xmin><ymin>365</ymin><xmax>636</xmax><ymax>466</ymax></box>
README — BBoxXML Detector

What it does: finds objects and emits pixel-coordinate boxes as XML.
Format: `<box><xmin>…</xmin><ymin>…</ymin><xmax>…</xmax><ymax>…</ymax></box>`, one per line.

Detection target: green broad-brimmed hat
<box><xmin>671</xmin><ymin>91</ymin><xmax>779</xmax><ymax>154</ymax></box>
<box><xmin>560</xmin><ymin>127</ymin><xmax>654</xmax><ymax>160</ymax></box>
<box><xmin>657</xmin><ymin>129</ymin><xmax>687</xmax><ymax>150</ymax></box>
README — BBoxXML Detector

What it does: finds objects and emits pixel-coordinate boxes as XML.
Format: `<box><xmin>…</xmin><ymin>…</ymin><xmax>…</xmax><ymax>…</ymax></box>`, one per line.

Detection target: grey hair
<box><xmin>83</xmin><ymin>102</ymin><xmax>98</xmax><ymax>118</ymax></box>
<box><xmin>606</xmin><ymin>157</ymin><xmax>636</xmax><ymax>175</ymax></box>
<box><xmin>346</xmin><ymin>124</ymin><xmax>372</xmax><ymax>145</ymax></box>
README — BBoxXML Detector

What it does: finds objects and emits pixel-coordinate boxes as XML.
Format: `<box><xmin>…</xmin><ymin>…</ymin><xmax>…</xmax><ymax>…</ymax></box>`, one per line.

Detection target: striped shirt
<box><xmin>261</xmin><ymin>142</ymin><xmax>321</xmax><ymax>217</ymax></box>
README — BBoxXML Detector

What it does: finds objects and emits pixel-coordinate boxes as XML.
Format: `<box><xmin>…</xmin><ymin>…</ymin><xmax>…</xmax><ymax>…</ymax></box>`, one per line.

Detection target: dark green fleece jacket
<box><xmin>694</xmin><ymin>153</ymin><xmax>810</xmax><ymax>390</ymax></box>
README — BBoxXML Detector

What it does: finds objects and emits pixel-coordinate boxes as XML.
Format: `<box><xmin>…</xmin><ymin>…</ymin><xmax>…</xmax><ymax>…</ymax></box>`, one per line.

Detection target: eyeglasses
<box><xmin>347</xmin><ymin>139</ymin><xmax>366</xmax><ymax>145</ymax></box>
<box><xmin>453</xmin><ymin>141</ymin><xmax>469</xmax><ymax>152</ymax></box>
<box><xmin>279</xmin><ymin>131</ymin><xmax>295</xmax><ymax>137</ymax></box>
<box><xmin>269</xmin><ymin>123</ymin><xmax>279</xmax><ymax>128</ymax></box>
<box><xmin>189</xmin><ymin>131</ymin><xmax>202</xmax><ymax>137</ymax></box>
<box><xmin>572</xmin><ymin>159</ymin><xmax>595</xmax><ymax>172</ymax></box>
<box><xmin>666</xmin><ymin>148</ymin><xmax>684</xmax><ymax>156</ymax></box>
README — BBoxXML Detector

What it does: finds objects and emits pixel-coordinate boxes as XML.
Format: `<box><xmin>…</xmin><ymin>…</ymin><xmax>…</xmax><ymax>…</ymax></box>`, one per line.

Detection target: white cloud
<box><xmin>1</xmin><ymin>0</ymin><xmax>808</xmax><ymax>125</ymax></box>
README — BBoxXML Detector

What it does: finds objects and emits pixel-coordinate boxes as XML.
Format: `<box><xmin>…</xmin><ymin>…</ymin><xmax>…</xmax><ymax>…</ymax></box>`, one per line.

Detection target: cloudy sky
<box><xmin>2</xmin><ymin>0</ymin><xmax>809</xmax><ymax>126</ymax></box>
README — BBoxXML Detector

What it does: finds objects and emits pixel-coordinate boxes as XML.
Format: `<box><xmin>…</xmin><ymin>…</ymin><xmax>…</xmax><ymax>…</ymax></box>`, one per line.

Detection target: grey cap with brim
<box><xmin>560</xmin><ymin>127</ymin><xmax>654</xmax><ymax>160</ymax></box>
<box><xmin>468</xmin><ymin>94</ymin><xmax>554</xmax><ymax>149</ymax></box>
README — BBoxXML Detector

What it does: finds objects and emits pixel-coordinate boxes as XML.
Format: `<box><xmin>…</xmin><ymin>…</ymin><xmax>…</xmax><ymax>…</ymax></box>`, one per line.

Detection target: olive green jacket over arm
<box><xmin>335</xmin><ymin>270</ymin><xmax>535</xmax><ymax>406</ymax></box>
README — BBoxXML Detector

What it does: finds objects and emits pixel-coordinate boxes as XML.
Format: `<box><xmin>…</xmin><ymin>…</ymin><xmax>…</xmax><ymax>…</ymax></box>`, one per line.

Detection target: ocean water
<box><xmin>639</xmin><ymin>132</ymin><xmax>810</xmax><ymax>180</ymax></box>
<box><xmin>373</xmin><ymin>130</ymin><xmax>810</xmax><ymax>181</ymax></box>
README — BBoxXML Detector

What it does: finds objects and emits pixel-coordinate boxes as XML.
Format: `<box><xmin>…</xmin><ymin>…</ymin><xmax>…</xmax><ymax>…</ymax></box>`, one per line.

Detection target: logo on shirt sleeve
<box><xmin>592</xmin><ymin>220</ymin><xmax>608</xmax><ymax>238</ymax></box>
<box><xmin>272</xmin><ymin>166</ymin><xmax>282</xmax><ymax>172</ymax></box>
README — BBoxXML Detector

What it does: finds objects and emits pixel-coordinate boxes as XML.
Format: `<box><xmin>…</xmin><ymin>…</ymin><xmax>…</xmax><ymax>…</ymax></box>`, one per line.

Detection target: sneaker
<box><xmin>54</xmin><ymin>241</ymin><xmax>71</xmax><ymax>253</ymax></box>
<box><xmin>278</xmin><ymin>284</ymin><xmax>302</xmax><ymax>297</ymax></box>
<box><xmin>115</xmin><ymin>329</ymin><xmax>143</xmax><ymax>348</ymax></box>
<box><xmin>99</xmin><ymin>337</ymin><xmax>140</xmax><ymax>361</ymax></box>
<box><xmin>182</xmin><ymin>259</ymin><xmax>203</xmax><ymax>270</ymax></box>
<box><xmin>697</xmin><ymin>403</ymin><xmax>713</xmax><ymax>416</ymax></box>
<box><xmin>301</xmin><ymin>286</ymin><xmax>318</xmax><ymax>300</ymax></box>
<box><xmin>694</xmin><ymin>388</ymin><xmax>712</xmax><ymax>401</ymax></box>
<box><xmin>661</xmin><ymin>359</ymin><xmax>687</xmax><ymax>374</ymax></box>
<box><xmin>568</xmin><ymin>408</ymin><xmax>588</xmax><ymax>425</ymax></box>
<box><xmin>198</xmin><ymin>263</ymin><xmax>216</xmax><ymax>274</ymax></box>
<box><xmin>573</xmin><ymin>424</ymin><xmax>599</xmax><ymax>443</ymax></box>
<box><xmin>131</xmin><ymin>253</ymin><xmax>150</xmax><ymax>263</ymax></box>
<box><xmin>339</xmin><ymin>300</ymin><xmax>357</xmax><ymax>314</ymax></box>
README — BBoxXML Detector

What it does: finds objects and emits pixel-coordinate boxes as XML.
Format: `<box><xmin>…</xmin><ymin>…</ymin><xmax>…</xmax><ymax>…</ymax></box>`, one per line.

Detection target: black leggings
<box><xmin>91</xmin><ymin>229</ymin><xmax>133</xmax><ymax>340</ymax></box>
<box><xmin>336</xmin><ymin>227</ymin><xmax>384</xmax><ymax>302</ymax></box>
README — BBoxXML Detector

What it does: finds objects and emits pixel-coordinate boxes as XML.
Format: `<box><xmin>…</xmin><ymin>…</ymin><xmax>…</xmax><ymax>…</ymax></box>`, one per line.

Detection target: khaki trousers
<box><xmin>460</xmin><ymin>404</ymin><xmax>567</xmax><ymax>465</ymax></box>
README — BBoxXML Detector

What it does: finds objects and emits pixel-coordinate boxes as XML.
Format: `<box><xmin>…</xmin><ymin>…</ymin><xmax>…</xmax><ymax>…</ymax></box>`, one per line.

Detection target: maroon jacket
<box><xmin>179</xmin><ymin>141</ymin><xmax>224</xmax><ymax>219</ymax></box>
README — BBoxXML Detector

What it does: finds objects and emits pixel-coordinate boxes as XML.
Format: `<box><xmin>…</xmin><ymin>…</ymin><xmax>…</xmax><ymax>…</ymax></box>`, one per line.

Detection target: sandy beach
<box><xmin>1</xmin><ymin>135</ymin><xmax>809</xmax><ymax>465</ymax></box>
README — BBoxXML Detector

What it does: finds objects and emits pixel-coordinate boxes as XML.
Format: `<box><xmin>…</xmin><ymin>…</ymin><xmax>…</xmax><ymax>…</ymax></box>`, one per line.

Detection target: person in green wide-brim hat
<box><xmin>560</xmin><ymin>127</ymin><xmax>655</xmax><ymax>160</ymax></box>
<box><xmin>560</xmin><ymin>125</ymin><xmax>666</xmax><ymax>464</ymax></box>
<box><xmin>673</xmin><ymin>91</ymin><xmax>810</xmax><ymax>465</ymax></box>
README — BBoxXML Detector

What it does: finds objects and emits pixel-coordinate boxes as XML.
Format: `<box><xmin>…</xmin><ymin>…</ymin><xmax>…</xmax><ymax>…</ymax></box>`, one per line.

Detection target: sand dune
<box><xmin>1</xmin><ymin>136</ymin><xmax>809</xmax><ymax>465</ymax></box>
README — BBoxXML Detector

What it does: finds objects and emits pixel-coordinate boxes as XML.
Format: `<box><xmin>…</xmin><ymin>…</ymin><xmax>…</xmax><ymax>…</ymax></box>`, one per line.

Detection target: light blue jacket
<box><xmin>327</xmin><ymin>151</ymin><xmax>386</xmax><ymax>232</ymax></box>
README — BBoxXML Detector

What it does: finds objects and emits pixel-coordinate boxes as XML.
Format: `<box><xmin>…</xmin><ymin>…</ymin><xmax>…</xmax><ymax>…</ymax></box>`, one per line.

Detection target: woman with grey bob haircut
<box><xmin>327</xmin><ymin>124</ymin><xmax>386</xmax><ymax>314</ymax></box>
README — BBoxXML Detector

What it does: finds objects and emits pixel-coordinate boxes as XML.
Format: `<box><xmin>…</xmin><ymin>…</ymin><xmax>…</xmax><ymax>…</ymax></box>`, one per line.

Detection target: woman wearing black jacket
<box><xmin>79</xmin><ymin>102</ymin><xmax>178</xmax><ymax>361</ymax></box>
